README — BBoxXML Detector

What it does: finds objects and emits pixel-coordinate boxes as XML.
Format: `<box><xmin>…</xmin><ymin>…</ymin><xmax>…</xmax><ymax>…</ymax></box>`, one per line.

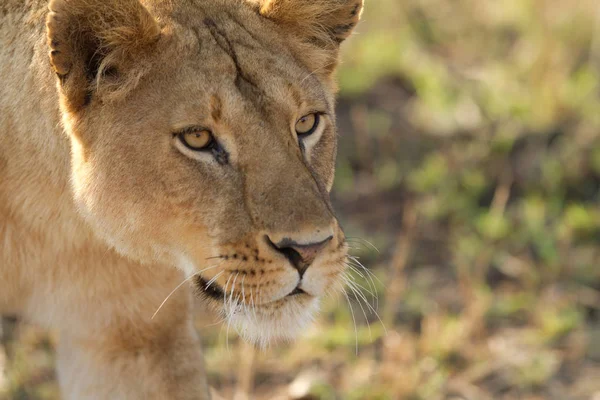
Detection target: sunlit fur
<box><xmin>1</xmin><ymin>0</ymin><xmax>362</xmax><ymax>398</ymax></box>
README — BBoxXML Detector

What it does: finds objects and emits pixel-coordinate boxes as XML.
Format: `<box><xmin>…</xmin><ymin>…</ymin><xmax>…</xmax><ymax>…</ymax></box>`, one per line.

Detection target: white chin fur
<box><xmin>226</xmin><ymin>297</ymin><xmax>321</xmax><ymax>348</ymax></box>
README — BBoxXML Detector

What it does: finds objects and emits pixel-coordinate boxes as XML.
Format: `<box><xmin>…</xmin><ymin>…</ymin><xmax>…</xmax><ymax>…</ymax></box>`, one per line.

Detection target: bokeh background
<box><xmin>2</xmin><ymin>0</ymin><xmax>600</xmax><ymax>399</ymax></box>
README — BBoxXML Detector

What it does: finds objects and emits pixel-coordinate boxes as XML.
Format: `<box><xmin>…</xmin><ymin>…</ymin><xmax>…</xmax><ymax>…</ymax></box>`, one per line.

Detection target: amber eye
<box><xmin>179</xmin><ymin>130</ymin><xmax>214</xmax><ymax>151</ymax></box>
<box><xmin>295</xmin><ymin>113</ymin><xmax>320</xmax><ymax>136</ymax></box>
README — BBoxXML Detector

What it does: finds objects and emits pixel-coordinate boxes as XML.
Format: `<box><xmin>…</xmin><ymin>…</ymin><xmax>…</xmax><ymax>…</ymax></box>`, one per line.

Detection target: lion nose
<box><xmin>266</xmin><ymin>234</ymin><xmax>333</xmax><ymax>277</ymax></box>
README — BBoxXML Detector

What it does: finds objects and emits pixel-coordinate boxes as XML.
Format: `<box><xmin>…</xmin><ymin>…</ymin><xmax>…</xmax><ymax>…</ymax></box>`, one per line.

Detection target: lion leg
<box><xmin>56</xmin><ymin>317</ymin><xmax>211</xmax><ymax>400</ymax></box>
<box><xmin>43</xmin><ymin>257</ymin><xmax>213</xmax><ymax>400</ymax></box>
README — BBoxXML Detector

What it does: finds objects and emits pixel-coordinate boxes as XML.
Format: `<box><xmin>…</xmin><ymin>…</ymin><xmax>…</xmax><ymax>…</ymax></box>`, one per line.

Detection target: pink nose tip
<box><xmin>267</xmin><ymin>235</ymin><xmax>333</xmax><ymax>277</ymax></box>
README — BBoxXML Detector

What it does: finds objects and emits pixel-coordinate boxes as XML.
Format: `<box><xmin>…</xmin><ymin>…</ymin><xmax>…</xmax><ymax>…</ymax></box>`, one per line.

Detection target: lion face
<box><xmin>47</xmin><ymin>0</ymin><xmax>362</xmax><ymax>344</ymax></box>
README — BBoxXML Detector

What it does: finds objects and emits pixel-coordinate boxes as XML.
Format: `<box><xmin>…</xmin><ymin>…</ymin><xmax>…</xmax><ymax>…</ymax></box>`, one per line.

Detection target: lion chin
<box><xmin>228</xmin><ymin>295</ymin><xmax>321</xmax><ymax>348</ymax></box>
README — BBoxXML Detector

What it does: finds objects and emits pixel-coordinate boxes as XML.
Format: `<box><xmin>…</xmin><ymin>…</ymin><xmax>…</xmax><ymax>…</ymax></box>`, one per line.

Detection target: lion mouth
<box><xmin>195</xmin><ymin>275</ymin><xmax>309</xmax><ymax>303</ymax></box>
<box><xmin>195</xmin><ymin>276</ymin><xmax>225</xmax><ymax>301</ymax></box>
<box><xmin>287</xmin><ymin>287</ymin><xmax>305</xmax><ymax>296</ymax></box>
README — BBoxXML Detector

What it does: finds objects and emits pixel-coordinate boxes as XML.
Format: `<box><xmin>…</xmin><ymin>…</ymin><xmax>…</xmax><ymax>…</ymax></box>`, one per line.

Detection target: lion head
<box><xmin>46</xmin><ymin>0</ymin><xmax>362</xmax><ymax>345</ymax></box>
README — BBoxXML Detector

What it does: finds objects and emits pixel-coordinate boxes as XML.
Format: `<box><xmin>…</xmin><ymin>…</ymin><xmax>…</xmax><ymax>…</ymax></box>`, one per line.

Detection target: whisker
<box><xmin>200</xmin><ymin>316</ymin><xmax>227</xmax><ymax>328</ymax></box>
<box><xmin>337</xmin><ymin>259</ymin><xmax>378</xmax><ymax>310</ymax></box>
<box><xmin>348</xmin><ymin>256</ymin><xmax>385</xmax><ymax>288</ymax></box>
<box><xmin>346</xmin><ymin>245</ymin><xmax>362</xmax><ymax>252</ymax></box>
<box><xmin>344</xmin><ymin>275</ymin><xmax>372</xmax><ymax>308</ymax></box>
<box><xmin>338</xmin><ymin>260</ymin><xmax>387</xmax><ymax>338</ymax></box>
<box><xmin>241</xmin><ymin>275</ymin><xmax>246</xmax><ymax>303</ymax></box>
<box><xmin>223</xmin><ymin>274</ymin><xmax>236</xmax><ymax>355</ymax></box>
<box><xmin>240</xmin><ymin>275</ymin><xmax>249</xmax><ymax>317</ymax></box>
<box><xmin>344</xmin><ymin>275</ymin><xmax>388</xmax><ymax>335</ymax></box>
<box><xmin>343</xmin><ymin>275</ymin><xmax>372</xmax><ymax>341</ymax></box>
<box><xmin>345</xmin><ymin>264</ymin><xmax>377</xmax><ymax>296</ymax></box>
<box><xmin>345</xmin><ymin>237</ymin><xmax>380</xmax><ymax>253</ymax></box>
<box><xmin>249</xmin><ymin>287</ymin><xmax>258</xmax><ymax>324</ymax></box>
<box><xmin>226</xmin><ymin>292</ymin><xmax>242</xmax><ymax>353</ymax></box>
<box><xmin>345</xmin><ymin>264</ymin><xmax>378</xmax><ymax>309</ymax></box>
<box><xmin>205</xmin><ymin>270</ymin><xmax>224</xmax><ymax>289</ymax></box>
<box><xmin>229</xmin><ymin>272</ymin><xmax>240</xmax><ymax>310</ymax></box>
<box><xmin>225</xmin><ymin>315</ymin><xmax>232</xmax><ymax>354</ymax></box>
<box><xmin>344</xmin><ymin>276</ymin><xmax>374</xmax><ymax>312</ymax></box>
<box><xmin>340</xmin><ymin>285</ymin><xmax>359</xmax><ymax>355</ymax></box>
<box><xmin>222</xmin><ymin>274</ymin><xmax>233</xmax><ymax>317</ymax></box>
<box><xmin>151</xmin><ymin>264</ymin><xmax>219</xmax><ymax>319</ymax></box>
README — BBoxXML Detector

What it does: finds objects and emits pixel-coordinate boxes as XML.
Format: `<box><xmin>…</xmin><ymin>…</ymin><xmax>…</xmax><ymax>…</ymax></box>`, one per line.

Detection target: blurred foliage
<box><xmin>330</xmin><ymin>0</ymin><xmax>600</xmax><ymax>398</ymax></box>
<box><xmin>2</xmin><ymin>0</ymin><xmax>600</xmax><ymax>399</ymax></box>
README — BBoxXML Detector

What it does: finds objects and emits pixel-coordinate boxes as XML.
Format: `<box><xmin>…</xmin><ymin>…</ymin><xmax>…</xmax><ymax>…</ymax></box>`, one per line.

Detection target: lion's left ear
<box><xmin>252</xmin><ymin>0</ymin><xmax>363</xmax><ymax>73</ymax></box>
<box><xmin>257</xmin><ymin>0</ymin><xmax>363</xmax><ymax>45</ymax></box>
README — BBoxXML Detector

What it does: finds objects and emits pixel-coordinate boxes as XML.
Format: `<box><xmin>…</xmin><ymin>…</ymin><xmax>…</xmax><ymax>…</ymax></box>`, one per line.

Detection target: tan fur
<box><xmin>0</xmin><ymin>0</ymin><xmax>362</xmax><ymax>398</ymax></box>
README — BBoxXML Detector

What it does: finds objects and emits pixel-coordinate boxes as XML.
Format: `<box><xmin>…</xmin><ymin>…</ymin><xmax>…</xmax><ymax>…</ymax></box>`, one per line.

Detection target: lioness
<box><xmin>0</xmin><ymin>0</ymin><xmax>362</xmax><ymax>398</ymax></box>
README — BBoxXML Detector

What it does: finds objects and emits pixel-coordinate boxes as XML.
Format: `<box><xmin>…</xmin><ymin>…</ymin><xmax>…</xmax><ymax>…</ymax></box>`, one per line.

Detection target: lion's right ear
<box><xmin>46</xmin><ymin>0</ymin><xmax>160</xmax><ymax>111</ymax></box>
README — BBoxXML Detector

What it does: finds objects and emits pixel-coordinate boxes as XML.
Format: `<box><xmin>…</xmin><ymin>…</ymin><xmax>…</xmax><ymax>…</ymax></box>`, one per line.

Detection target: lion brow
<box><xmin>203</xmin><ymin>17</ymin><xmax>266</xmax><ymax>110</ymax></box>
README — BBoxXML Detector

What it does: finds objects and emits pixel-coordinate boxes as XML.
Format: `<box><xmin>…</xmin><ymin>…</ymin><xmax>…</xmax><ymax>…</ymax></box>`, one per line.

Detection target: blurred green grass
<box><xmin>2</xmin><ymin>0</ymin><xmax>600</xmax><ymax>399</ymax></box>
